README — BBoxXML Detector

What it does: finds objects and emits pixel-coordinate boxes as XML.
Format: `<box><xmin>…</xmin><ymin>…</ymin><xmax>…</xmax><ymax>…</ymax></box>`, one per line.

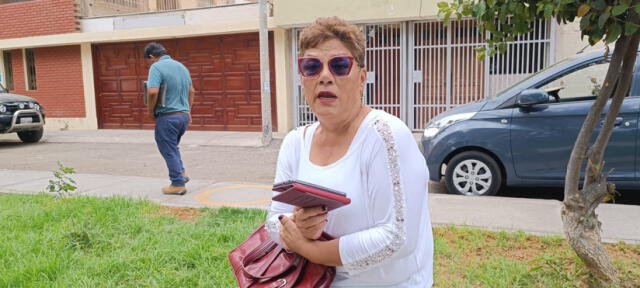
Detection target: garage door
<box><xmin>94</xmin><ymin>33</ymin><xmax>277</xmax><ymax>131</ymax></box>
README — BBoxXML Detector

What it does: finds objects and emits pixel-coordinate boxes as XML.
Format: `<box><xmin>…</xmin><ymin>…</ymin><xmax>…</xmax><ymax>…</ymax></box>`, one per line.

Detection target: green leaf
<box><xmin>486</xmin><ymin>21</ymin><xmax>496</xmax><ymax>33</ymax></box>
<box><xmin>636</xmin><ymin>5</ymin><xmax>640</xmax><ymax>14</ymax></box>
<box><xmin>514</xmin><ymin>18</ymin><xmax>529</xmax><ymax>33</ymax></box>
<box><xmin>612</xmin><ymin>5</ymin><xmax>628</xmax><ymax>16</ymax></box>
<box><xmin>473</xmin><ymin>1</ymin><xmax>486</xmax><ymax>17</ymax></box>
<box><xmin>605</xmin><ymin>22</ymin><xmax>622</xmax><ymax>44</ymax></box>
<box><xmin>437</xmin><ymin>1</ymin><xmax>449</xmax><ymax>9</ymax></box>
<box><xmin>544</xmin><ymin>3</ymin><xmax>554</xmax><ymax>17</ymax></box>
<box><xmin>497</xmin><ymin>43</ymin><xmax>506</xmax><ymax>54</ymax></box>
<box><xmin>536</xmin><ymin>1</ymin><xmax>544</xmax><ymax>14</ymax></box>
<box><xmin>598</xmin><ymin>13</ymin><xmax>610</xmax><ymax>28</ymax></box>
<box><xmin>499</xmin><ymin>3</ymin><xmax>509</xmax><ymax>22</ymax></box>
<box><xmin>621</xmin><ymin>0</ymin><xmax>632</xmax><ymax>7</ymax></box>
<box><xmin>477</xmin><ymin>51</ymin><xmax>486</xmax><ymax>61</ymax></box>
<box><xmin>580</xmin><ymin>14</ymin><xmax>591</xmax><ymax>31</ymax></box>
<box><xmin>591</xmin><ymin>0</ymin><xmax>607</xmax><ymax>11</ymax></box>
<box><xmin>591</xmin><ymin>25</ymin><xmax>605</xmax><ymax>38</ymax></box>
<box><xmin>577</xmin><ymin>4</ymin><xmax>591</xmax><ymax>17</ymax></box>
<box><xmin>625</xmin><ymin>22</ymin><xmax>639</xmax><ymax>35</ymax></box>
<box><xmin>462</xmin><ymin>4</ymin><xmax>473</xmax><ymax>16</ymax></box>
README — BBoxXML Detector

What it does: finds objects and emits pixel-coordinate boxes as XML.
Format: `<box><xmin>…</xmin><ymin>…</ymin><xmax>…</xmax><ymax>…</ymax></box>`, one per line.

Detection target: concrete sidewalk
<box><xmin>0</xmin><ymin>129</ymin><xmax>288</xmax><ymax>146</ymax></box>
<box><xmin>0</xmin><ymin>169</ymin><xmax>271</xmax><ymax>209</ymax></box>
<box><xmin>2</xmin><ymin>128</ymin><xmax>420</xmax><ymax>146</ymax></box>
<box><xmin>38</xmin><ymin>129</ymin><xmax>282</xmax><ymax>147</ymax></box>
<box><xmin>2</xmin><ymin>168</ymin><xmax>639</xmax><ymax>244</ymax></box>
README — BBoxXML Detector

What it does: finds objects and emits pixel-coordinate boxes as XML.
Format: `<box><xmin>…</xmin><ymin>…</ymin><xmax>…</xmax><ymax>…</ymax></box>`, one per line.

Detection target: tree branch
<box><xmin>563</xmin><ymin>34</ymin><xmax>629</xmax><ymax>204</ymax></box>
<box><xmin>585</xmin><ymin>39</ymin><xmax>639</xmax><ymax>176</ymax></box>
<box><xmin>586</xmin><ymin>9</ymin><xmax>640</xmax><ymax>172</ymax></box>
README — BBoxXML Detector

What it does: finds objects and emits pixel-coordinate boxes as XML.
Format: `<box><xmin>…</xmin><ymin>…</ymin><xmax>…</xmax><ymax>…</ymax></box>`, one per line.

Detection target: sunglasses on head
<box><xmin>298</xmin><ymin>56</ymin><xmax>356</xmax><ymax>78</ymax></box>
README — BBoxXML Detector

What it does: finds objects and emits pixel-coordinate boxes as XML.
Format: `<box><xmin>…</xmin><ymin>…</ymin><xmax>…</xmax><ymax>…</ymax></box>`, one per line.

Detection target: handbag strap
<box><xmin>242</xmin><ymin>238</ymin><xmax>305</xmax><ymax>280</ymax></box>
<box><xmin>243</xmin><ymin>238</ymin><xmax>278</xmax><ymax>265</ymax></box>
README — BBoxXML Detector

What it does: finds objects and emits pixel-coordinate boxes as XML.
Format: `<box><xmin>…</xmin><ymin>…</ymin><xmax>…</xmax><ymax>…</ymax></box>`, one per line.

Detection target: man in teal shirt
<box><xmin>145</xmin><ymin>42</ymin><xmax>195</xmax><ymax>195</ymax></box>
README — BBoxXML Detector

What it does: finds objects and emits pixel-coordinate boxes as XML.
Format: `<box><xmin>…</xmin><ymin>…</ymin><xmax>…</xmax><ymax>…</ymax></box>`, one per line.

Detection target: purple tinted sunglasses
<box><xmin>298</xmin><ymin>56</ymin><xmax>355</xmax><ymax>78</ymax></box>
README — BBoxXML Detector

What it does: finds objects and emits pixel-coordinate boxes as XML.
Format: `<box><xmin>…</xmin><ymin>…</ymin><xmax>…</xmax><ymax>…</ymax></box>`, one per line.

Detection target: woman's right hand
<box><xmin>292</xmin><ymin>205</ymin><xmax>328</xmax><ymax>240</ymax></box>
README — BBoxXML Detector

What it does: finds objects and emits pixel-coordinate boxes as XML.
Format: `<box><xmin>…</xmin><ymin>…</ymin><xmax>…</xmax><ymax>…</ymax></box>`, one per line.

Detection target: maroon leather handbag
<box><xmin>228</xmin><ymin>224</ymin><xmax>336</xmax><ymax>288</ymax></box>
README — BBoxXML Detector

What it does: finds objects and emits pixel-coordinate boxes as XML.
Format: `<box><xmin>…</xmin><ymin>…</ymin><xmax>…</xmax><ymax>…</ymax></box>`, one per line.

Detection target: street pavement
<box><xmin>1</xmin><ymin>129</ymin><xmax>640</xmax><ymax>244</ymax></box>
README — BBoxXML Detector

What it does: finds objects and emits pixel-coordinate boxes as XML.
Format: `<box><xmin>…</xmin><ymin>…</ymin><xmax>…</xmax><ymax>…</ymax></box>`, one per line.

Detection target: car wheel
<box><xmin>445</xmin><ymin>151</ymin><xmax>502</xmax><ymax>196</ymax></box>
<box><xmin>17</xmin><ymin>127</ymin><xmax>43</xmax><ymax>143</ymax></box>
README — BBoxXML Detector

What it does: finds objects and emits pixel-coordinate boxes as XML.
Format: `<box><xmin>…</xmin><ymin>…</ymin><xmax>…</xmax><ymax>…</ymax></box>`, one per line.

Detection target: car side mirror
<box><xmin>517</xmin><ymin>89</ymin><xmax>550</xmax><ymax>107</ymax></box>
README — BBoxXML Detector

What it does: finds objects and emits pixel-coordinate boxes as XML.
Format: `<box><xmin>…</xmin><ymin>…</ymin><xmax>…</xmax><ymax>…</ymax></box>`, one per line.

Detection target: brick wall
<box><xmin>9</xmin><ymin>46</ymin><xmax>85</xmax><ymax>118</ymax></box>
<box><xmin>0</xmin><ymin>0</ymin><xmax>79</xmax><ymax>40</ymax></box>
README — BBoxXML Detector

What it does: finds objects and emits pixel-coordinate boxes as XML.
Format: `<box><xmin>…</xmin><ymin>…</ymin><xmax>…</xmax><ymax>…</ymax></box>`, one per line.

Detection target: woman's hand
<box><xmin>279</xmin><ymin>215</ymin><xmax>313</xmax><ymax>253</ymax></box>
<box><xmin>292</xmin><ymin>206</ymin><xmax>328</xmax><ymax>240</ymax></box>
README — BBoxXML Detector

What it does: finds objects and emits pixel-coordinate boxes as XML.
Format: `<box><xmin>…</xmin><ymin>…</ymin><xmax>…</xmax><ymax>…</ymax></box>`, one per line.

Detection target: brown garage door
<box><xmin>94</xmin><ymin>33</ymin><xmax>277</xmax><ymax>131</ymax></box>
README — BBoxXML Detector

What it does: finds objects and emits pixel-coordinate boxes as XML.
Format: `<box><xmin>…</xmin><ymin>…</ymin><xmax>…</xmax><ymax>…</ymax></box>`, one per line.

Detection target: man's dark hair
<box><xmin>144</xmin><ymin>42</ymin><xmax>168</xmax><ymax>59</ymax></box>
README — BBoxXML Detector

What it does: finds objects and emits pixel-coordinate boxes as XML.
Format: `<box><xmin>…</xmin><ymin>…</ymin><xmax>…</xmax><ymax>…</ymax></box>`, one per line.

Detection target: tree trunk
<box><xmin>562</xmin><ymin>9</ymin><xmax>640</xmax><ymax>284</ymax></box>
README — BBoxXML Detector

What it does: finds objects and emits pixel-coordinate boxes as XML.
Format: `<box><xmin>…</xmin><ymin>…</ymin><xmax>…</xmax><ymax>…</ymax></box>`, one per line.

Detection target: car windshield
<box><xmin>495</xmin><ymin>57</ymin><xmax>571</xmax><ymax>97</ymax></box>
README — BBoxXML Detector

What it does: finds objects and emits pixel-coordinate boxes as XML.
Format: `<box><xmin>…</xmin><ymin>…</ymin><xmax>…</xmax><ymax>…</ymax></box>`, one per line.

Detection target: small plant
<box><xmin>590</xmin><ymin>77</ymin><xmax>602</xmax><ymax>96</ymax></box>
<box><xmin>46</xmin><ymin>161</ymin><xmax>78</xmax><ymax>197</ymax></box>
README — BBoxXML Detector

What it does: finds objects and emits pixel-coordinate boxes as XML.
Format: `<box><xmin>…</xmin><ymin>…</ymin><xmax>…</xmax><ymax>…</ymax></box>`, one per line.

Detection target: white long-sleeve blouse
<box><xmin>266</xmin><ymin>109</ymin><xmax>434</xmax><ymax>287</ymax></box>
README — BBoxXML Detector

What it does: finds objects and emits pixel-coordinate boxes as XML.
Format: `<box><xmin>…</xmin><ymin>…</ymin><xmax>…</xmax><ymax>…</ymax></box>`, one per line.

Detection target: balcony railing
<box><xmin>76</xmin><ymin>0</ymin><xmax>258</xmax><ymax>17</ymax></box>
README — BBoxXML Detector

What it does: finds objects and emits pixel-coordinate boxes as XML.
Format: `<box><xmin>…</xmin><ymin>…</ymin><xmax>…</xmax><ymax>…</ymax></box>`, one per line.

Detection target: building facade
<box><xmin>0</xmin><ymin>0</ymin><xmax>595</xmax><ymax>132</ymax></box>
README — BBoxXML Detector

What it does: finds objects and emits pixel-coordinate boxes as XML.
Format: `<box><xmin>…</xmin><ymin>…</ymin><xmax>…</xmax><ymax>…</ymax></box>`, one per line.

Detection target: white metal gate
<box><xmin>406</xmin><ymin>19</ymin><xmax>555</xmax><ymax>130</ymax></box>
<box><xmin>410</xmin><ymin>19</ymin><xmax>554</xmax><ymax>130</ymax></box>
<box><xmin>292</xmin><ymin>19</ymin><xmax>554</xmax><ymax>130</ymax></box>
<box><xmin>363</xmin><ymin>23</ymin><xmax>406</xmax><ymax>120</ymax></box>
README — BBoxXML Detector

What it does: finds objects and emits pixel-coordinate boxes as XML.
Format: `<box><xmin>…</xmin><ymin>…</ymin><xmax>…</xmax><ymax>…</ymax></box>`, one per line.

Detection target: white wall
<box><xmin>554</xmin><ymin>21</ymin><xmax>607</xmax><ymax>62</ymax></box>
<box><xmin>81</xmin><ymin>4</ymin><xmax>259</xmax><ymax>33</ymax></box>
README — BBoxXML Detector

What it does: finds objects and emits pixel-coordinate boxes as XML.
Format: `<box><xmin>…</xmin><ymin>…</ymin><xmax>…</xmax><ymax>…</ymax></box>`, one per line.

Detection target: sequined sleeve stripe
<box><xmin>344</xmin><ymin>118</ymin><xmax>407</xmax><ymax>274</ymax></box>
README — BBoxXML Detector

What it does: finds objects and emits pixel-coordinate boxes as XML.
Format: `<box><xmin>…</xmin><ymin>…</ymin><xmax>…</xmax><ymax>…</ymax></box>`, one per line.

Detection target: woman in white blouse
<box><xmin>266</xmin><ymin>17</ymin><xmax>434</xmax><ymax>287</ymax></box>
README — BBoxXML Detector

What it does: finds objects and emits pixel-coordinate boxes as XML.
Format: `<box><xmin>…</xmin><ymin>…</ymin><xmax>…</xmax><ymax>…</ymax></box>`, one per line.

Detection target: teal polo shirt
<box><xmin>147</xmin><ymin>55</ymin><xmax>192</xmax><ymax>115</ymax></box>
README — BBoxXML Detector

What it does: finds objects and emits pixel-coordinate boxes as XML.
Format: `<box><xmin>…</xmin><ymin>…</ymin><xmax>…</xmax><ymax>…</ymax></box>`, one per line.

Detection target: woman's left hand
<box><xmin>293</xmin><ymin>206</ymin><xmax>327</xmax><ymax>240</ymax></box>
<box><xmin>279</xmin><ymin>215</ymin><xmax>313</xmax><ymax>253</ymax></box>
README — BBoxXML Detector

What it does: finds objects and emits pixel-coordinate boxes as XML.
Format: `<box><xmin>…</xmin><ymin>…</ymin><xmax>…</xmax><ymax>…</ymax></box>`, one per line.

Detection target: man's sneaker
<box><xmin>162</xmin><ymin>185</ymin><xmax>187</xmax><ymax>195</ymax></box>
<box><xmin>182</xmin><ymin>171</ymin><xmax>190</xmax><ymax>183</ymax></box>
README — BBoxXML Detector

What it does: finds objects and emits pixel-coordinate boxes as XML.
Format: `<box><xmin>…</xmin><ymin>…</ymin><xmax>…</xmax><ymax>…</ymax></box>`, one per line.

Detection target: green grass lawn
<box><xmin>1</xmin><ymin>193</ymin><xmax>638</xmax><ymax>287</ymax></box>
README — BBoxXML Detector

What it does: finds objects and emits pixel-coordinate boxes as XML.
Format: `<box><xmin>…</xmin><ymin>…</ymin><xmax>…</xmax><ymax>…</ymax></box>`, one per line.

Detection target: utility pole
<box><xmin>259</xmin><ymin>0</ymin><xmax>272</xmax><ymax>146</ymax></box>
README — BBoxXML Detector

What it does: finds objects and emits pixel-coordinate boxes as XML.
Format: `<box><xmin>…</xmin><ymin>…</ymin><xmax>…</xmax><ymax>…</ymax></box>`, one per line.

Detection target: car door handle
<box><xmin>600</xmin><ymin>117</ymin><xmax>623</xmax><ymax>126</ymax></box>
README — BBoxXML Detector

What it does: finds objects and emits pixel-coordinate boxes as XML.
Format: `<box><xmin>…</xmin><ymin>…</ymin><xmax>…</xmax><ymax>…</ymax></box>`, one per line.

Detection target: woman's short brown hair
<box><xmin>298</xmin><ymin>17</ymin><xmax>366</xmax><ymax>68</ymax></box>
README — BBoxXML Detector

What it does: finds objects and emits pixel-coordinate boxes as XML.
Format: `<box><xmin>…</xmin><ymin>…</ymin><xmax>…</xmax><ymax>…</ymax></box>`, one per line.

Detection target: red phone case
<box><xmin>272</xmin><ymin>181</ymin><xmax>351</xmax><ymax>211</ymax></box>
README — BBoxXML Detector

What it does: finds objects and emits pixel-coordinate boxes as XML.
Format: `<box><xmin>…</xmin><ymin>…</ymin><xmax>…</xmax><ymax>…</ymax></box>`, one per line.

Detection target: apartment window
<box><xmin>157</xmin><ymin>0</ymin><xmax>179</xmax><ymax>10</ymax></box>
<box><xmin>24</xmin><ymin>48</ymin><xmax>36</xmax><ymax>90</ymax></box>
<box><xmin>2</xmin><ymin>51</ymin><xmax>13</xmax><ymax>91</ymax></box>
<box><xmin>102</xmin><ymin>0</ymin><xmax>140</xmax><ymax>8</ymax></box>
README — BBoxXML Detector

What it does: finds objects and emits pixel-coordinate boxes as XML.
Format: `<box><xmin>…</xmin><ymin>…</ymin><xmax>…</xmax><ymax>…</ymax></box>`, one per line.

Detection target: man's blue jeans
<box><xmin>155</xmin><ymin>113</ymin><xmax>189</xmax><ymax>186</ymax></box>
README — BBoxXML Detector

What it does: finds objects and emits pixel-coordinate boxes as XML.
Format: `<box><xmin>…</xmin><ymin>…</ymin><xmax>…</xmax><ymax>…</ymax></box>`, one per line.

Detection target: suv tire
<box><xmin>445</xmin><ymin>151</ymin><xmax>502</xmax><ymax>196</ymax></box>
<box><xmin>17</xmin><ymin>127</ymin><xmax>43</xmax><ymax>143</ymax></box>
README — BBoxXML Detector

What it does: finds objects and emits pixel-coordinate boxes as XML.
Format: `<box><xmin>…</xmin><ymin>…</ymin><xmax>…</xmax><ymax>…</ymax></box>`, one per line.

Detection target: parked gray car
<box><xmin>0</xmin><ymin>83</ymin><xmax>45</xmax><ymax>143</ymax></box>
<box><xmin>421</xmin><ymin>50</ymin><xmax>640</xmax><ymax>196</ymax></box>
